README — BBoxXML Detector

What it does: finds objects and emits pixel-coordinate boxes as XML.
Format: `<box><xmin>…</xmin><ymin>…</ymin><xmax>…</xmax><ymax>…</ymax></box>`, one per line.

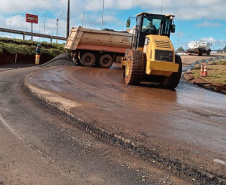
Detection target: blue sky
<box><xmin>0</xmin><ymin>0</ymin><xmax>225</xmax><ymax>50</ymax></box>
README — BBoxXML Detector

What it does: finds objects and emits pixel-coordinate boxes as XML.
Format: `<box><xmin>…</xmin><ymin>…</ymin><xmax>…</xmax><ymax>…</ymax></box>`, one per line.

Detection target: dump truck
<box><xmin>186</xmin><ymin>41</ymin><xmax>211</xmax><ymax>56</ymax></box>
<box><xmin>122</xmin><ymin>12</ymin><xmax>182</xmax><ymax>89</ymax></box>
<box><xmin>65</xmin><ymin>27</ymin><xmax>133</xmax><ymax>68</ymax></box>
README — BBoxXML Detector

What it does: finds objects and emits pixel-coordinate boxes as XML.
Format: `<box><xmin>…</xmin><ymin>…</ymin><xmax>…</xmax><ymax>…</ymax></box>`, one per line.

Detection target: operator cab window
<box><xmin>141</xmin><ymin>15</ymin><xmax>171</xmax><ymax>37</ymax></box>
<box><xmin>142</xmin><ymin>17</ymin><xmax>161</xmax><ymax>35</ymax></box>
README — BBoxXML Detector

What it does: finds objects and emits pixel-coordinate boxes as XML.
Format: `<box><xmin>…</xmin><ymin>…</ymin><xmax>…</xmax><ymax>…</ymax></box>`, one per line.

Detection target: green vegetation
<box><xmin>217</xmin><ymin>46</ymin><xmax>226</xmax><ymax>53</ymax></box>
<box><xmin>177</xmin><ymin>46</ymin><xmax>185</xmax><ymax>52</ymax></box>
<box><xmin>0</xmin><ymin>37</ymin><xmax>65</xmax><ymax>57</ymax></box>
<box><xmin>192</xmin><ymin>61</ymin><xmax>226</xmax><ymax>84</ymax></box>
<box><xmin>218</xmin><ymin>61</ymin><xmax>226</xmax><ymax>65</ymax></box>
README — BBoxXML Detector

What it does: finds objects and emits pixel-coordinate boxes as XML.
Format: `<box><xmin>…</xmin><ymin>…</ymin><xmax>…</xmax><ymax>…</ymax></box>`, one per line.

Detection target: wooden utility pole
<box><xmin>67</xmin><ymin>0</ymin><xmax>70</xmax><ymax>38</ymax></box>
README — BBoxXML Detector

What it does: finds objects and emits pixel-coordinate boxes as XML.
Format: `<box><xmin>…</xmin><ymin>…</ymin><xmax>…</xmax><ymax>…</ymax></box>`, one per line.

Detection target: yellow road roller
<box><xmin>122</xmin><ymin>12</ymin><xmax>182</xmax><ymax>89</ymax></box>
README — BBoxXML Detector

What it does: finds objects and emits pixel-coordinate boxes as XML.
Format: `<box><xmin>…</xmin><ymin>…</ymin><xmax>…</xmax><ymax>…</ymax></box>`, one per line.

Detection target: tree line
<box><xmin>217</xmin><ymin>46</ymin><xmax>226</xmax><ymax>53</ymax></box>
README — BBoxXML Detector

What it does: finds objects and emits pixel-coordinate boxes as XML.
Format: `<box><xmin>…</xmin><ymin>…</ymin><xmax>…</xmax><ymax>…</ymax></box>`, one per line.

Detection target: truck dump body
<box><xmin>65</xmin><ymin>27</ymin><xmax>133</xmax><ymax>54</ymax></box>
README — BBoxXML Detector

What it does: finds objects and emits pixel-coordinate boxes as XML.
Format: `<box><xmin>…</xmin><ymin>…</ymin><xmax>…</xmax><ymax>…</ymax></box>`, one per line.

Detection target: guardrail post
<box><xmin>15</xmin><ymin>53</ymin><xmax>17</xmax><ymax>63</ymax></box>
<box><xmin>198</xmin><ymin>61</ymin><xmax>201</xmax><ymax>68</ymax></box>
<box><xmin>191</xmin><ymin>63</ymin><xmax>195</xmax><ymax>69</ymax></box>
<box><xmin>23</xmin><ymin>32</ymin><xmax>25</xmax><ymax>40</ymax></box>
<box><xmin>187</xmin><ymin>66</ymin><xmax>191</xmax><ymax>71</ymax></box>
<box><xmin>50</xmin><ymin>36</ymin><xmax>52</xmax><ymax>44</ymax></box>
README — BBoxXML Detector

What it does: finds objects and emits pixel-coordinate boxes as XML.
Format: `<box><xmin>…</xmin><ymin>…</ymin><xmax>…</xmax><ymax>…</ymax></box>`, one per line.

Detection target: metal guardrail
<box><xmin>0</xmin><ymin>27</ymin><xmax>67</xmax><ymax>43</ymax></box>
<box><xmin>187</xmin><ymin>56</ymin><xmax>226</xmax><ymax>71</ymax></box>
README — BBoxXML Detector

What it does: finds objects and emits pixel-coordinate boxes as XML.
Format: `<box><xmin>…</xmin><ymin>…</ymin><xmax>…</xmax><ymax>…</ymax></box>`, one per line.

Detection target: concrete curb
<box><xmin>23</xmin><ymin>75</ymin><xmax>226</xmax><ymax>185</ymax></box>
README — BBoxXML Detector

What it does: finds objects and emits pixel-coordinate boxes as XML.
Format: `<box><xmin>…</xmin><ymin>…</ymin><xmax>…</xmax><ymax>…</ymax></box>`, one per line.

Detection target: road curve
<box><xmin>2</xmin><ymin>66</ymin><xmax>190</xmax><ymax>185</ymax></box>
<box><xmin>25</xmin><ymin>60</ymin><xmax>226</xmax><ymax>182</ymax></box>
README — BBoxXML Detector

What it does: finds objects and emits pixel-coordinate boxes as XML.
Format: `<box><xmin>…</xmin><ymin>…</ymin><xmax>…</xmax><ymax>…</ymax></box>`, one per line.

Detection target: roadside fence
<box><xmin>187</xmin><ymin>56</ymin><xmax>226</xmax><ymax>72</ymax></box>
<box><xmin>0</xmin><ymin>27</ymin><xmax>67</xmax><ymax>43</ymax></box>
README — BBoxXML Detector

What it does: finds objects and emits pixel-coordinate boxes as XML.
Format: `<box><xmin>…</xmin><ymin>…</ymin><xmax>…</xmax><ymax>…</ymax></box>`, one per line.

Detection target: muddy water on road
<box><xmin>26</xmin><ymin>64</ymin><xmax>226</xmax><ymax>176</ymax></box>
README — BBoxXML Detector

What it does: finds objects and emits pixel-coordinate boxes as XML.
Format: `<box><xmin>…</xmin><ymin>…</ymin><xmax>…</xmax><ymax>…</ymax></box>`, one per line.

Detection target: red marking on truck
<box><xmin>77</xmin><ymin>44</ymin><xmax>127</xmax><ymax>53</ymax></box>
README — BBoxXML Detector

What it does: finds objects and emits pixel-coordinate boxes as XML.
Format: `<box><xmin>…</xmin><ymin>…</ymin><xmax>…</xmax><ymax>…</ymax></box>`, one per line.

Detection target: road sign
<box><xmin>26</xmin><ymin>14</ymin><xmax>38</xmax><ymax>24</ymax></box>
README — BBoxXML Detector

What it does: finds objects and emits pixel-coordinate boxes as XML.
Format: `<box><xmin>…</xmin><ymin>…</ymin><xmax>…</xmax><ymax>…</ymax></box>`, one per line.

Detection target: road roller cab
<box><xmin>122</xmin><ymin>12</ymin><xmax>182</xmax><ymax>89</ymax></box>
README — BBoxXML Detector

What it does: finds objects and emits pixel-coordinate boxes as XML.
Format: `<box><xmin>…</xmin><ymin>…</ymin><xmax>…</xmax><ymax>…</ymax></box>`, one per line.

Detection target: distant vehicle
<box><xmin>186</xmin><ymin>41</ymin><xmax>211</xmax><ymax>56</ymax></box>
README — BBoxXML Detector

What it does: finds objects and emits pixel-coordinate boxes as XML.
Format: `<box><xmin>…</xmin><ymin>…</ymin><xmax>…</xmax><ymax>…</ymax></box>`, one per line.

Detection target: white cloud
<box><xmin>195</xmin><ymin>22</ymin><xmax>222</xmax><ymax>27</ymax></box>
<box><xmin>0</xmin><ymin>0</ymin><xmax>225</xmax><ymax>30</ymax></box>
<box><xmin>123</xmin><ymin>0</ymin><xmax>226</xmax><ymax>21</ymax></box>
<box><xmin>83</xmin><ymin>0</ymin><xmax>133</xmax><ymax>11</ymax></box>
<box><xmin>0</xmin><ymin>0</ymin><xmax>66</xmax><ymax>13</ymax></box>
<box><xmin>202</xmin><ymin>37</ymin><xmax>226</xmax><ymax>48</ymax></box>
<box><xmin>5</xmin><ymin>15</ymin><xmax>26</xmax><ymax>30</ymax></box>
<box><xmin>0</xmin><ymin>0</ymin><xmax>225</xmax><ymax>48</ymax></box>
<box><xmin>0</xmin><ymin>0</ymin><xmax>225</xmax><ymax>21</ymax></box>
<box><xmin>200</xmin><ymin>37</ymin><xmax>216</xmax><ymax>43</ymax></box>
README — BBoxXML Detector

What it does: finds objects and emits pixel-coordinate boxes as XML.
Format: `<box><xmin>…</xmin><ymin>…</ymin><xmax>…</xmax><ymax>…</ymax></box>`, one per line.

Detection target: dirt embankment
<box><xmin>0</xmin><ymin>53</ymin><xmax>55</xmax><ymax>65</ymax></box>
<box><xmin>0</xmin><ymin>37</ymin><xmax>65</xmax><ymax>65</ymax></box>
<box><xmin>183</xmin><ymin>61</ymin><xmax>226</xmax><ymax>94</ymax></box>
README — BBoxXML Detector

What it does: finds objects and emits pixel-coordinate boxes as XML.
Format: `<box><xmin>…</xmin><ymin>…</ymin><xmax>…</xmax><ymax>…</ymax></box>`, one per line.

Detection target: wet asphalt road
<box><xmin>27</xmin><ymin>64</ymin><xmax>226</xmax><ymax>158</ymax></box>
<box><xmin>25</xmin><ymin>57</ymin><xmax>226</xmax><ymax>183</ymax></box>
<box><xmin>0</xmin><ymin>67</ymin><xmax>192</xmax><ymax>184</ymax></box>
<box><xmin>0</xmin><ymin>54</ymin><xmax>226</xmax><ymax>184</ymax></box>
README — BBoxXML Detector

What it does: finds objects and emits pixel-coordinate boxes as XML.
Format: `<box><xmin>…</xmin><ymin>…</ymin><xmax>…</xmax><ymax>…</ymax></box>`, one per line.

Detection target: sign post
<box><xmin>31</xmin><ymin>23</ymin><xmax>33</xmax><ymax>40</ymax></box>
<box><xmin>25</xmin><ymin>13</ymin><xmax>38</xmax><ymax>41</ymax></box>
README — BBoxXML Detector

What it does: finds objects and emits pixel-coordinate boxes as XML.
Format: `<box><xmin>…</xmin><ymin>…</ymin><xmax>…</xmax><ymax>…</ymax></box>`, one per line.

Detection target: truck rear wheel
<box><xmin>207</xmin><ymin>49</ymin><xmax>211</xmax><ymax>55</ymax></box>
<box><xmin>81</xmin><ymin>53</ymin><xmax>96</xmax><ymax>67</ymax></box>
<box><xmin>125</xmin><ymin>50</ymin><xmax>145</xmax><ymax>85</ymax></box>
<box><xmin>162</xmin><ymin>54</ymin><xmax>182</xmax><ymax>89</ymax></box>
<box><xmin>99</xmin><ymin>54</ymin><xmax>113</xmax><ymax>68</ymax></box>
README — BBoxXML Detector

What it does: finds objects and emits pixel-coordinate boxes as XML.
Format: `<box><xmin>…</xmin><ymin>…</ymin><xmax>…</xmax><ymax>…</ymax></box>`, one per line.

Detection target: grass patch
<box><xmin>218</xmin><ymin>61</ymin><xmax>226</xmax><ymax>65</ymax></box>
<box><xmin>192</xmin><ymin>62</ymin><xmax>226</xmax><ymax>84</ymax></box>
<box><xmin>0</xmin><ymin>37</ymin><xmax>65</xmax><ymax>56</ymax></box>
